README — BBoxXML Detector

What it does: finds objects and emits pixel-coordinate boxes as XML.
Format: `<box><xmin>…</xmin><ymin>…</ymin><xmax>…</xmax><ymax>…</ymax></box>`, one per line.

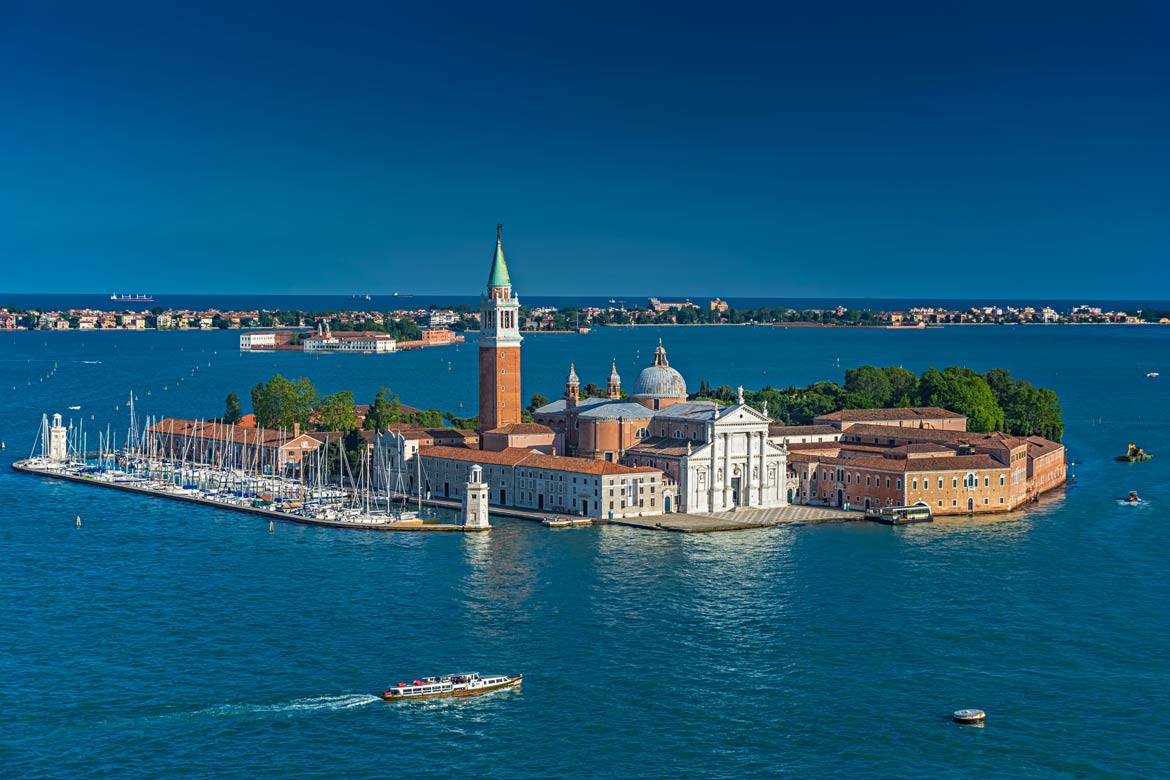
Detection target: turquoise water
<box><xmin>2</xmin><ymin>325</ymin><xmax>1168</xmax><ymax>778</ymax></box>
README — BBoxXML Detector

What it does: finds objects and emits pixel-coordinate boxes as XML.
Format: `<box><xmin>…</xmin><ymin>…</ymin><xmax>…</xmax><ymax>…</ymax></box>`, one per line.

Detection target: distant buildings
<box><xmin>303</xmin><ymin>329</ymin><xmax>396</xmax><ymax>353</ymax></box>
<box><xmin>647</xmin><ymin>297</ymin><xmax>699</xmax><ymax>313</ymax></box>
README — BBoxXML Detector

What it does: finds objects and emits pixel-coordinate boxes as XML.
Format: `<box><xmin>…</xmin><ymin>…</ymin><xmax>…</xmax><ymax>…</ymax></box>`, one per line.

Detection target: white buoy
<box><xmin>268</xmin><ymin>520</ymin><xmax>275</xmax><ymax>533</ymax></box>
<box><xmin>953</xmin><ymin>708</ymin><xmax>985</xmax><ymax>725</ymax></box>
<box><xmin>75</xmin><ymin>516</ymin><xmax>82</xmax><ymax>528</ymax></box>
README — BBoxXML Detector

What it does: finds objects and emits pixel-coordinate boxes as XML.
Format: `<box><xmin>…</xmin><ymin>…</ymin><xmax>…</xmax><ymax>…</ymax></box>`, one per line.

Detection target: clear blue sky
<box><xmin>1</xmin><ymin>1</ymin><xmax>1166</xmax><ymax>297</ymax></box>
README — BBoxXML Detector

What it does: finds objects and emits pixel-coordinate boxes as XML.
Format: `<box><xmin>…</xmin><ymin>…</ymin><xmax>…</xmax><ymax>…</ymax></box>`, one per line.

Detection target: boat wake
<box><xmin>186</xmin><ymin>693</ymin><xmax>381</xmax><ymax>719</ymax></box>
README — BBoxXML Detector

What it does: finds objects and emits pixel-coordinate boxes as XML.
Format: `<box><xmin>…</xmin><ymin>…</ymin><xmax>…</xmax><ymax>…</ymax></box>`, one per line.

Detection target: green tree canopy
<box><xmin>917</xmin><ymin>367</ymin><xmax>1004</xmax><ymax>432</ymax></box>
<box><xmin>251</xmin><ymin>375</ymin><xmax>318</xmax><ymax>430</ymax></box>
<box><xmin>316</xmin><ymin>390</ymin><xmax>358</xmax><ymax>433</ymax></box>
<box><xmin>223</xmin><ymin>392</ymin><xmax>243</xmax><ymax>424</ymax></box>
<box><xmin>844</xmin><ymin>366</ymin><xmax>893</xmax><ymax>407</ymax></box>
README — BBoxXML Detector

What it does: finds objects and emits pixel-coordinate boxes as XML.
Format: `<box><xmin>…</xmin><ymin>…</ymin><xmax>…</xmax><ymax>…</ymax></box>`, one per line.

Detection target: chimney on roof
<box><xmin>293</xmin><ymin>422</ymin><xmax>301</xmax><ymax>436</ymax></box>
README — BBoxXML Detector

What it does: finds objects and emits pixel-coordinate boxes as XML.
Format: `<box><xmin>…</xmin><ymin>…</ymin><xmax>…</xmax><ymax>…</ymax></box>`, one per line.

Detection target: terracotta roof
<box><xmin>419</xmin><ymin>446</ymin><xmax>660</xmax><ymax>476</ymax></box>
<box><xmin>769</xmin><ymin>424</ymin><xmax>840</xmax><ymax>437</ymax></box>
<box><xmin>148</xmin><ymin>418</ymin><xmax>319</xmax><ymax>448</ymax></box>
<box><xmin>784</xmin><ymin>441</ymin><xmax>846</xmax><ymax>453</ymax></box>
<box><xmin>626</xmin><ymin>436</ymin><xmax>694</xmax><ymax>456</ymax></box>
<box><xmin>822</xmin><ymin>452</ymin><xmax>1005</xmax><ymax>473</ymax></box>
<box><xmin>816</xmin><ymin>407</ymin><xmax>965</xmax><ymax>422</ymax></box>
<box><xmin>888</xmin><ymin>443</ymin><xmax>956</xmax><ymax>454</ymax></box>
<box><xmin>1026</xmin><ymin>436</ymin><xmax>1063</xmax><ymax>457</ymax></box>
<box><xmin>483</xmin><ymin>423</ymin><xmax>555</xmax><ymax>436</ymax></box>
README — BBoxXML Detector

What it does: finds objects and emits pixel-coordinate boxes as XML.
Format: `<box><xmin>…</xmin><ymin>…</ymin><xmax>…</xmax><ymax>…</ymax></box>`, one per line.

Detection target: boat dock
<box><xmin>11</xmin><ymin>460</ymin><xmax>473</xmax><ymax>532</ymax></box>
<box><xmin>386</xmin><ymin>492</ymin><xmax>857</xmax><ymax>532</ymax></box>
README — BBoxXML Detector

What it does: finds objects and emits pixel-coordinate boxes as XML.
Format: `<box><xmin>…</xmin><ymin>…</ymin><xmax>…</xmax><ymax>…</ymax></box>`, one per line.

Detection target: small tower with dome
<box><xmin>565</xmin><ymin>362</ymin><xmax>580</xmax><ymax>409</ymax></box>
<box><xmin>607</xmin><ymin>360</ymin><xmax>621</xmax><ymax>399</ymax></box>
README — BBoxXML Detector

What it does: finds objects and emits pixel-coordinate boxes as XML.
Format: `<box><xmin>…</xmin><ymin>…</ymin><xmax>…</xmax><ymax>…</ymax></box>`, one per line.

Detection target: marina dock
<box><xmin>11</xmin><ymin>460</ymin><xmax>472</xmax><ymax>532</ymax></box>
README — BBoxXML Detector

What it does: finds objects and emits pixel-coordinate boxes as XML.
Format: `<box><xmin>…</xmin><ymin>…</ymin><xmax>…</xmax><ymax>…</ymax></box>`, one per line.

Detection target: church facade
<box><xmin>534</xmin><ymin>345</ymin><xmax>788</xmax><ymax>513</ymax></box>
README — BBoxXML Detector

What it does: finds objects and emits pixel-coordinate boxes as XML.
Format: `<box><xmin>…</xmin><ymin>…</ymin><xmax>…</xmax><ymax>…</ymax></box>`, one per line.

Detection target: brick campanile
<box><xmin>478</xmin><ymin>224</ymin><xmax>523</xmax><ymax>433</ymax></box>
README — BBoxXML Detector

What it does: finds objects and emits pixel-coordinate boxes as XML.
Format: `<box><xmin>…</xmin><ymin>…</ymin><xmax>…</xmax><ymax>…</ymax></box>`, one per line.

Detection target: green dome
<box><xmin>487</xmin><ymin>224</ymin><xmax>511</xmax><ymax>288</ymax></box>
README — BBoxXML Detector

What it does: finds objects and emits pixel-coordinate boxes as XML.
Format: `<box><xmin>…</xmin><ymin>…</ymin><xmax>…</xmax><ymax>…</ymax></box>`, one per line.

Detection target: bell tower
<box><xmin>607</xmin><ymin>359</ymin><xmax>621</xmax><ymax>399</ymax></box>
<box><xmin>478</xmin><ymin>224</ymin><xmax>523</xmax><ymax>432</ymax></box>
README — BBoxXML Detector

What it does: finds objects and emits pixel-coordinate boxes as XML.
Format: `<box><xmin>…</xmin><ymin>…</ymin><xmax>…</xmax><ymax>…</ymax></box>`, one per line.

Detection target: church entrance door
<box><xmin>836</xmin><ymin>489</ymin><xmax>844</xmax><ymax>507</ymax></box>
<box><xmin>538</xmin><ymin>494</ymin><xmax>544</xmax><ymax>510</ymax></box>
<box><xmin>731</xmin><ymin>478</ymin><xmax>742</xmax><ymax>506</ymax></box>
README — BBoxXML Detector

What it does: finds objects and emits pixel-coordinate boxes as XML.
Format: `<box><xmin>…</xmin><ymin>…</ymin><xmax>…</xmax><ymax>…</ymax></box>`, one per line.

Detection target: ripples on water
<box><xmin>2</xmin><ymin>326</ymin><xmax>1169</xmax><ymax>778</ymax></box>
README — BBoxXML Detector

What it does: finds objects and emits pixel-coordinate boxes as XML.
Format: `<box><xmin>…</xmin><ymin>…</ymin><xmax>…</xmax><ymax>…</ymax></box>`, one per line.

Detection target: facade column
<box><xmin>723</xmin><ymin>432</ymin><xmax>733</xmax><ymax>508</ymax></box>
<box><xmin>745</xmin><ymin>430</ymin><xmax>753</xmax><ymax>507</ymax></box>
<box><xmin>758</xmin><ymin>431</ymin><xmax>767</xmax><ymax>505</ymax></box>
<box><xmin>709</xmin><ymin>425</ymin><xmax>718</xmax><ymax>512</ymax></box>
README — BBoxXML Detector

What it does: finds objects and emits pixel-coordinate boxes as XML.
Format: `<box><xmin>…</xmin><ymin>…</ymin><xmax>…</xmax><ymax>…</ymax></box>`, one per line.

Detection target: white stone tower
<box><xmin>462</xmin><ymin>464</ymin><xmax>491</xmax><ymax>529</ymax></box>
<box><xmin>47</xmin><ymin>413</ymin><xmax>68</xmax><ymax>462</ymax></box>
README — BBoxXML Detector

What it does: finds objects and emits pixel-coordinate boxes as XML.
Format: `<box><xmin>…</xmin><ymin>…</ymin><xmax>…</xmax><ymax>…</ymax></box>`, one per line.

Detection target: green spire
<box><xmin>487</xmin><ymin>223</ymin><xmax>511</xmax><ymax>288</ymax></box>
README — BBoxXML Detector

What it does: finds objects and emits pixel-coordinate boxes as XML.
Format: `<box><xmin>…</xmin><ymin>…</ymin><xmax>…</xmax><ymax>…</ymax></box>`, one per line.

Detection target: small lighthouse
<box><xmin>462</xmin><ymin>464</ymin><xmax>491</xmax><ymax>530</ymax></box>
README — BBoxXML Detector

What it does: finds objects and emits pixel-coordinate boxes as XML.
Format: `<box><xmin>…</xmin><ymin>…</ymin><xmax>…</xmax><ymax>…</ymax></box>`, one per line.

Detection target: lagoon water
<box><xmin>1</xmin><ymin>324</ymin><xmax>1168</xmax><ymax>778</ymax></box>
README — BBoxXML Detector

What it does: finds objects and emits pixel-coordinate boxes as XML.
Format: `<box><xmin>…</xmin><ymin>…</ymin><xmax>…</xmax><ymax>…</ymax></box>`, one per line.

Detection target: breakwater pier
<box><xmin>12</xmin><ymin>459</ymin><xmax>475</xmax><ymax>532</ymax></box>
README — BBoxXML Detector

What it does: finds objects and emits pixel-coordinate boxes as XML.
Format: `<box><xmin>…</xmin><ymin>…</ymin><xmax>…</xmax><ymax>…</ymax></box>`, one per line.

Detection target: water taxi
<box><xmin>381</xmin><ymin>672</ymin><xmax>522</xmax><ymax>701</ymax></box>
<box><xmin>869</xmin><ymin>501</ymin><xmax>933</xmax><ymax>525</ymax></box>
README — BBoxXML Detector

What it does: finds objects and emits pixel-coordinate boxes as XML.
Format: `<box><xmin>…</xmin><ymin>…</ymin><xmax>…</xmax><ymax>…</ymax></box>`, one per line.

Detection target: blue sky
<box><xmin>1</xmin><ymin>1</ymin><xmax>1166</xmax><ymax>296</ymax></box>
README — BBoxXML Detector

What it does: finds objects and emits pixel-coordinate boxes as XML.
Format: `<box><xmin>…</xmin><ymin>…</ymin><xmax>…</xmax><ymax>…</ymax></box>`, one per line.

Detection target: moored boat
<box><xmin>381</xmin><ymin>672</ymin><xmax>522</xmax><ymax>701</ymax></box>
<box><xmin>868</xmin><ymin>501</ymin><xmax>933</xmax><ymax>525</ymax></box>
<box><xmin>1116</xmin><ymin>444</ymin><xmax>1152</xmax><ymax>463</ymax></box>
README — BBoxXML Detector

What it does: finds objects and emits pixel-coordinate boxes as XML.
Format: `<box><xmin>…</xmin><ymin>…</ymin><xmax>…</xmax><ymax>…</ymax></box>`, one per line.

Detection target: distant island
<box><xmin>2</xmin><ymin>298</ymin><xmax>1168</xmax><ymax>332</ymax></box>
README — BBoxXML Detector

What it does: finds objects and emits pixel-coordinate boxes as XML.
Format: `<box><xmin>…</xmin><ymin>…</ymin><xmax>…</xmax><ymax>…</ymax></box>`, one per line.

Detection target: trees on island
<box><xmin>693</xmin><ymin>365</ymin><xmax>1064</xmax><ymax>441</ymax></box>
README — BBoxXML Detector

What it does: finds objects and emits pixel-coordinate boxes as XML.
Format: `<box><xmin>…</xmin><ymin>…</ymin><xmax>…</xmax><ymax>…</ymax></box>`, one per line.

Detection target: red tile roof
<box><xmin>483</xmin><ymin>423</ymin><xmax>555</xmax><ymax>436</ymax></box>
<box><xmin>816</xmin><ymin>407</ymin><xmax>965</xmax><ymax>422</ymax></box>
<box><xmin>419</xmin><ymin>446</ymin><xmax>660</xmax><ymax>476</ymax></box>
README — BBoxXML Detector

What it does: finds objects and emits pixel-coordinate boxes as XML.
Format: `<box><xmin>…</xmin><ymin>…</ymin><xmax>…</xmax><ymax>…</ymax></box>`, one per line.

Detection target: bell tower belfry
<box><xmin>478</xmin><ymin>224</ymin><xmax>523</xmax><ymax>432</ymax></box>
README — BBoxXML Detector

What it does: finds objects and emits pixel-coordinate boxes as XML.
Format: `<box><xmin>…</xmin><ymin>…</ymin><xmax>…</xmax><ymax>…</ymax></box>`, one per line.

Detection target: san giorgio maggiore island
<box><xmin>14</xmin><ymin>226</ymin><xmax>1069</xmax><ymax>531</ymax></box>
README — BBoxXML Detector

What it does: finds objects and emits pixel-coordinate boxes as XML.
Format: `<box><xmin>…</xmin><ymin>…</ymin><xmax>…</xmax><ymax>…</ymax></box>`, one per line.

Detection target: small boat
<box><xmin>1147</xmin><ymin>372</ymin><xmax>1159</xmax><ymax>378</ymax></box>
<box><xmin>868</xmin><ymin>501</ymin><xmax>933</xmax><ymax>525</ymax></box>
<box><xmin>1125</xmin><ymin>491</ymin><xmax>1141</xmax><ymax>504</ymax></box>
<box><xmin>381</xmin><ymin>672</ymin><xmax>522</xmax><ymax>701</ymax></box>
<box><xmin>1116</xmin><ymin>444</ymin><xmax>1153</xmax><ymax>463</ymax></box>
<box><xmin>68</xmin><ymin>405</ymin><xmax>81</xmax><ymax>410</ymax></box>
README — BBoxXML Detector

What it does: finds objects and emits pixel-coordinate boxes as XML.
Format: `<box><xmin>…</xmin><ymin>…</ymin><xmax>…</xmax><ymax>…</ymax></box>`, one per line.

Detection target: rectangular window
<box><xmin>952</xmin><ymin>477</ymin><xmax>958</xmax><ymax>488</ymax></box>
<box><xmin>938</xmin><ymin>478</ymin><xmax>943</xmax><ymax>489</ymax></box>
<box><xmin>896</xmin><ymin>479</ymin><xmax>902</xmax><ymax>489</ymax></box>
<box><xmin>952</xmin><ymin>499</ymin><xmax>957</xmax><ymax>506</ymax></box>
<box><xmin>984</xmin><ymin>476</ymin><xmax>989</xmax><ymax>487</ymax></box>
<box><xmin>912</xmin><ymin>479</ymin><xmax>918</xmax><ymax>490</ymax></box>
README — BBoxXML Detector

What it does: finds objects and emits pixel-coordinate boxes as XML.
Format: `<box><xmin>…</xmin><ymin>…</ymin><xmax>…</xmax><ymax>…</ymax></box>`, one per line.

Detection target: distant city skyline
<box><xmin>1</xmin><ymin>2</ymin><xmax>1166</xmax><ymax>297</ymax></box>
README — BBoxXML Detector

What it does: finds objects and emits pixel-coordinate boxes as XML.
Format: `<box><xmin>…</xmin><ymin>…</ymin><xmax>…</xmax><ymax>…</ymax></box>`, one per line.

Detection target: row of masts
<box><xmin>30</xmin><ymin>392</ymin><xmax>431</xmax><ymax>523</ymax></box>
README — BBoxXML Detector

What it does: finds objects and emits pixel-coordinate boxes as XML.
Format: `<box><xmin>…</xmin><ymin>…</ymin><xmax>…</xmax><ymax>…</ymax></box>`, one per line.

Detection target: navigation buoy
<box><xmin>268</xmin><ymin>521</ymin><xmax>275</xmax><ymax>533</ymax></box>
<box><xmin>75</xmin><ymin>516</ymin><xmax>82</xmax><ymax>528</ymax></box>
<box><xmin>953</xmin><ymin>708</ymin><xmax>985</xmax><ymax>725</ymax></box>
